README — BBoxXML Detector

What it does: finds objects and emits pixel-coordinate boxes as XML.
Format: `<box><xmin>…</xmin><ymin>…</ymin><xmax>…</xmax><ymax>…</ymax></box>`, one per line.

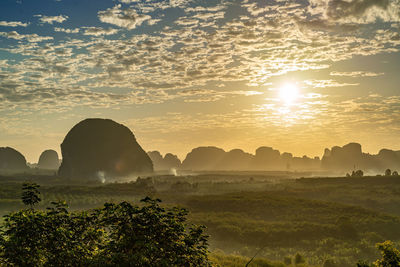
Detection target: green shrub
<box><xmin>294</xmin><ymin>253</ymin><xmax>305</xmax><ymax>265</ymax></box>
<box><xmin>0</xmin><ymin>184</ymin><xmax>210</xmax><ymax>266</ymax></box>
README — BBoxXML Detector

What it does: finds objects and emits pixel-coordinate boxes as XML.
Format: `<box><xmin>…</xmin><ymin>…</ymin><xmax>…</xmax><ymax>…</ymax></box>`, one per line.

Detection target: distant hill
<box><xmin>173</xmin><ymin>143</ymin><xmax>400</xmax><ymax>173</ymax></box>
<box><xmin>147</xmin><ymin>151</ymin><xmax>181</xmax><ymax>171</ymax></box>
<box><xmin>180</xmin><ymin>146</ymin><xmax>320</xmax><ymax>171</ymax></box>
<box><xmin>38</xmin><ymin>150</ymin><xmax>60</xmax><ymax>170</ymax></box>
<box><xmin>58</xmin><ymin>118</ymin><xmax>153</xmax><ymax>179</ymax></box>
<box><xmin>322</xmin><ymin>143</ymin><xmax>400</xmax><ymax>173</ymax></box>
<box><xmin>0</xmin><ymin>147</ymin><xmax>28</xmax><ymax>173</ymax></box>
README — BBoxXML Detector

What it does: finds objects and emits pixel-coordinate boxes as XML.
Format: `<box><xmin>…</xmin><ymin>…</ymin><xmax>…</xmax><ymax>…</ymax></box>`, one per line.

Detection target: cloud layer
<box><xmin>0</xmin><ymin>0</ymin><xmax>399</xmax><ymax>160</ymax></box>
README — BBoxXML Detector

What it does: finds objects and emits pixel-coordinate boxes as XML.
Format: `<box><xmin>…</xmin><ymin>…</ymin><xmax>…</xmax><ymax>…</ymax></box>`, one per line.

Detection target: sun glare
<box><xmin>279</xmin><ymin>83</ymin><xmax>299</xmax><ymax>105</ymax></box>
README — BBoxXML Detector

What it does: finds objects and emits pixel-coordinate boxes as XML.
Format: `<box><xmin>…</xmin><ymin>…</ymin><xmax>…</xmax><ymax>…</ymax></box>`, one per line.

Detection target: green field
<box><xmin>1</xmin><ymin>173</ymin><xmax>400</xmax><ymax>266</ymax></box>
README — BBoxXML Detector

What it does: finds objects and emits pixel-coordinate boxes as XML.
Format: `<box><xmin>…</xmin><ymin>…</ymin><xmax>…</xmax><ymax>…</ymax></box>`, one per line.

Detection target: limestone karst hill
<box><xmin>58</xmin><ymin>118</ymin><xmax>153</xmax><ymax>179</ymax></box>
<box><xmin>38</xmin><ymin>150</ymin><xmax>60</xmax><ymax>170</ymax></box>
<box><xmin>0</xmin><ymin>147</ymin><xmax>28</xmax><ymax>172</ymax></box>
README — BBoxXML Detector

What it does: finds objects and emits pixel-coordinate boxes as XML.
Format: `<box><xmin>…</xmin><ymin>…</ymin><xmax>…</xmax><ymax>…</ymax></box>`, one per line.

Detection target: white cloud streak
<box><xmin>0</xmin><ymin>21</ymin><xmax>29</xmax><ymax>27</ymax></box>
<box><xmin>35</xmin><ymin>14</ymin><xmax>68</xmax><ymax>24</ymax></box>
<box><xmin>98</xmin><ymin>5</ymin><xmax>151</xmax><ymax>30</ymax></box>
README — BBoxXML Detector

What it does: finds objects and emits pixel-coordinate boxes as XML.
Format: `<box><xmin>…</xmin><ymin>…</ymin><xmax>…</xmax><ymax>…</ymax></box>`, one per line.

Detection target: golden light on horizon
<box><xmin>279</xmin><ymin>83</ymin><xmax>299</xmax><ymax>105</ymax></box>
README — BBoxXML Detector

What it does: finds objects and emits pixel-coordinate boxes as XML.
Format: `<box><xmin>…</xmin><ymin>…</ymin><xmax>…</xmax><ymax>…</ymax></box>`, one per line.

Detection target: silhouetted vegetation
<box><xmin>0</xmin><ymin>183</ymin><xmax>210</xmax><ymax>266</ymax></box>
<box><xmin>357</xmin><ymin>240</ymin><xmax>400</xmax><ymax>267</ymax></box>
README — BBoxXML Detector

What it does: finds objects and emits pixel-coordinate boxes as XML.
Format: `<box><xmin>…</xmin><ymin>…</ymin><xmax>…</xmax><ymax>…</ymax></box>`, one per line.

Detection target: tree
<box><xmin>356</xmin><ymin>260</ymin><xmax>372</xmax><ymax>267</ymax></box>
<box><xmin>385</xmin><ymin>169</ymin><xmax>392</xmax><ymax>177</ymax></box>
<box><xmin>0</xmin><ymin>185</ymin><xmax>211</xmax><ymax>266</ymax></box>
<box><xmin>294</xmin><ymin>253</ymin><xmax>305</xmax><ymax>265</ymax></box>
<box><xmin>374</xmin><ymin>241</ymin><xmax>400</xmax><ymax>267</ymax></box>
<box><xmin>357</xmin><ymin>240</ymin><xmax>400</xmax><ymax>267</ymax></box>
<box><xmin>283</xmin><ymin>256</ymin><xmax>292</xmax><ymax>265</ymax></box>
<box><xmin>0</xmin><ymin>201</ymin><xmax>105</xmax><ymax>266</ymax></box>
<box><xmin>21</xmin><ymin>182</ymin><xmax>41</xmax><ymax>208</ymax></box>
<box><xmin>95</xmin><ymin>197</ymin><xmax>210</xmax><ymax>266</ymax></box>
<box><xmin>393</xmin><ymin>171</ymin><xmax>399</xmax><ymax>177</ymax></box>
<box><xmin>323</xmin><ymin>258</ymin><xmax>337</xmax><ymax>267</ymax></box>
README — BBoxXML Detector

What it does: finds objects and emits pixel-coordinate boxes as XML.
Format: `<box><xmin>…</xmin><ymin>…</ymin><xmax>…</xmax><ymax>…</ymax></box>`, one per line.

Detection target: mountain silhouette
<box><xmin>214</xmin><ymin>149</ymin><xmax>253</xmax><ymax>170</ymax></box>
<box><xmin>322</xmin><ymin>143</ymin><xmax>400</xmax><ymax>172</ymax></box>
<box><xmin>38</xmin><ymin>150</ymin><xmax>60</xmax><ymax>170</ymax></box>
<box><xmin>0</xmin><ymin>147</ymin><xmax>28</xmax><ymax>172</ymax></box>
<box><xmin>147</xmin><ymin>151</ymin><xmax>181</xmax><ymax>171</ymax></box>
<box><xmin>163</xmin><ymin>153</ymin><xmax>181</xmax><ymax>169</ymax></box>
<box><xmin>177</xmin><ymin>143</ymin><xmax>400</xmax><ymax>173</ymax></box>
<box><xmin>180</xmin><ymin>146</ymin><xmax>320</xmax><ymax>171</ymax></box>
<box><xmin>181</xmin><ymin>146</ymin><xmax>226</xmax><ymax>170</ymax></box>
<box><xmin>23</xmin><ymin>118</ymin><xmax>400</xmax><ymax>176</ymax></box>
<box><xmin>251</xmin><ymin>146</ymin><xmax>281</xmax><ymax>170</ymax></box>
<box><xmin>58</xmin><ymin>118</ymin><xmax>153</xmax><ymax>179</ymax></box>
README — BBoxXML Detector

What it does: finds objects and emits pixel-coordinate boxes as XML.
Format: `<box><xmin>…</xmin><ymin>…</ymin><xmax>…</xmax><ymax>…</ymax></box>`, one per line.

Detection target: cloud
<box><xmin>98</xmin><ymin>5</ymin><xmax>151</xmax><ymax>30</ymax></box>
<box><xmin>0</xmin><ymin>21</ymin><xmax>29</xmax><ymax>27</ymax></box>
<box><xmin>54</xmin><ymin>27</ymin><xmax>80</xmax><ymax>33</ymax></box>
<box><xmin>304</xmin><ymin>79</ymin><xmax>359</xmax><ymax>88</ymax></box>
<box><xmin>295</xmin><ymin>17</ymin><xmax>359</xmax><ymax>32</ymax></box>
<box><xmin>119</xmin><ymin>0</ymin><xmax>140</xmax><ymax>3</ymax></box>
<box><xmin>330</xmin><ymin>71</ymin><xmax>384</xmax><ymax>77</ymax></box>
<box><xmin>174</xmin><ymin>89</ymin><xmax>263</xmax><ymax>102</ymax></box>
<box><xmin>1</xmin><ymin>0</ymin><xmax>399</xmax><ymax>115</ymax></box>
<box><xmin>82</xmin><ymin>27</ymin><xmax>119</xmax><ymax>36</ymax></box>
<box><xmin>35</xmin><ymin>14</ymin><xmax>69</xmax><ymax>24</ymax></box>
<box><xmin>308</xmin><ymin>0</ymin><xmax>400</xmax><ymax>23</ymax></box>
<box><xmin>0</xmin><ymin>31</ymin><xmax>53</xmax><ymax>42</ymax></box>
<box><xmin>0</xmin><ymin>0</ymin><xmax>399</xmax><ymax>162</ymax></box>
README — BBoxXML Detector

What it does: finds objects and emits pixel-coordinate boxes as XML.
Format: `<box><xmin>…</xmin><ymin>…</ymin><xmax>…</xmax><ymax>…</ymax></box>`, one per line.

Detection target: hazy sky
<box><xmin>1</xmin><ymin>0</ymin><xmax>400</xmax><ymax>162</ymax></box>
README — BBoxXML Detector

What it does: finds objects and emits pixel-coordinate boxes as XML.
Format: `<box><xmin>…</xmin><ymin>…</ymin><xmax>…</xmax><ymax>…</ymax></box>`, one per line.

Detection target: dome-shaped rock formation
<box><xmin>181</xmin><ymin>146</ymin><xmax>226</xmax><ymax>170</ymax></box>
<box><xmin>58</xmin><ymin>118</ymin><xmax>153</xmax><ymax>179</ymax></box>
<box><xmin>148</xmin><ymin>151</ymin><xmax>181</xmax><ymax>171</ymax></box>
<box><xmin>163</xmin><ymin>153</ymin><xmax>181</xmax><ymax>169</ymax></box>
<box><xmin>147</xmin><ymin>151</ymin><xmax>164</xmax><ymax>170</ymax></box>
<box><xmin>0</xmin><ymin>147</ymin><xmax>28</xmax><ymax>171</ymax></box>
<box><xmin>38</xmin><ymin>150</ymin><xmax>60</xmax><ymax>170</ymax></box>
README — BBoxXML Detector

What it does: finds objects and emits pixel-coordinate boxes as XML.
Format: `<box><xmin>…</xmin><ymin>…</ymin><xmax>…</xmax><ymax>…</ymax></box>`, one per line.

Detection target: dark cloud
<box><xmin>326</xmin><ymin>0</ymin><xmax>390</xmax><ymax>20</ymax></box>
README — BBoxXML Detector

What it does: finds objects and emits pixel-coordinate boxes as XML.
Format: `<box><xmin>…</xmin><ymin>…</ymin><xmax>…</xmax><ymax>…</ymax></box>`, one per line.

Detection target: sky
<box><xmin>0</xmin><ymin>0</ymin><xmax>400</xmax><ymax>163</ymax></box>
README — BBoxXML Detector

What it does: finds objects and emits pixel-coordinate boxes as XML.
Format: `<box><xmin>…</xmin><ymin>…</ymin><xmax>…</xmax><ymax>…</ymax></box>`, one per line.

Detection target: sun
<box><xmin>279</xmin><ymin>83</ymin><xmax>299</xmax><ymax>105</ymax></box>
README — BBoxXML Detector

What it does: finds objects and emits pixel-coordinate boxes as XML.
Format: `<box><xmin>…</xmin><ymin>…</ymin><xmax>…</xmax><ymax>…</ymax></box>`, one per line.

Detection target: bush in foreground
<box><xmin>0</xmin><ymin>183</ymin><xmax>210</xmax><ymax>266</ymax></box>
<box><xmin>357</xmin><ymin>240</ymin><xmax>400</xmax><ymax>267</ymax></box>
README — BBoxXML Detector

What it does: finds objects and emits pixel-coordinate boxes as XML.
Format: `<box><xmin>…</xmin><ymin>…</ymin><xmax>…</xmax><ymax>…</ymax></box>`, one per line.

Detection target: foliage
<box><xmin>209</xmin><ymin>252</ymin><xmax>286</xmax><ymax>267</ymax></box>
<box><xmin>357</xmin><ymin>240</ymin><xmax>400</xmax><ymax>267</ymax></box>
<box><xmin>385</xmin><ymin>169</ymin><xmax>392</xmax><ymax>177</ymax></box>
<box><xmin>322</xmin><ymin>258</ymin><xmax>336</xmax><ymax>267</ymax></box>
<box><xmin>374</xmin><ymin>241</ymin><xmax>400</xmax><ymax>267</ymax></box>
<box><xmin>0</xmin><ymin>185</ymin><xmax>210</xmax><ymax>266</ymax></box>
<box><xmin>95</xmin><ymin>197</ymin><xmax>210</xmax><ymax>266</ymax></box>
<box><xmin>21</xmin><ymin>182</ymin><xmax>41</xmax><ymax>208</ymax></box>
<box><xmin>283</xmin><ymin>256</ymin><xmax>292</xmax><ymax>265</ymax></box>
<box><xmin>295</xmin><ymin>253</ymin><xmax>306</xmax><ymax>265</ymax></box>
<box><xmin>3</xmin><ymin>175</ymin><xmax>400</xmax><ymax>266</ymax></box>
<box><xmin>356</xmin><ymin>260</ymin><xmax>372</xmax><ymax>267</ymax></box>
<box><xmin>0</xmin><ymin>201</ymin><xmax>101</xmax><ymax>266</ymax></box>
